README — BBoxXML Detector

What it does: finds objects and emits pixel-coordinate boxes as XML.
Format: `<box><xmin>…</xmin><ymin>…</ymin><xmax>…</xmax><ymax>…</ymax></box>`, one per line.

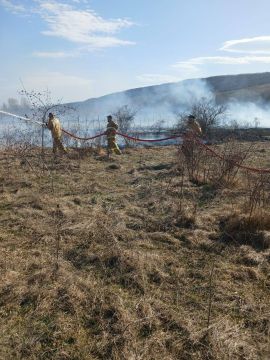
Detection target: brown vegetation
<box><xmin>0</xmin><ymin>141</ymin><xmax>269</xmax><ymax>359</ymax></box>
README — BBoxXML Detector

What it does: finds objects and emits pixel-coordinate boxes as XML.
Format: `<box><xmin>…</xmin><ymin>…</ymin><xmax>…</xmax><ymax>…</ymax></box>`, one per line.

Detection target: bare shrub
<box><xmin>19</xmin><ymin>88</ymin><xmax>75</xmax><ymax>171</ymax></box>
<box><xmin>207</xmin><ymin>140</ymin><xmax>254</xmax><ymax>186</ymax></box>
<box><xmin>176</xmin><ymin>97</ymin><xmax>226</xmax><ymax>138</ymax></box>
<box><xmin>244</xmin><ymin>172</ymin><xmax>270</xmax><ymax>217</ymax></box>
<box><xmin>178</xmin><ymin>138</ymin><xmax>255</xmax><ymax>188</ymax></box>
<box><xmin>113</xmin><ymin>105</ymin><xmax>137</xmax><ymax>147</ymax></box>
<box><xmin>113</xmin><ymin>105</ymin><xmax>136</xmax><ymax>134</ymax></box>
<box><xmin>177</xmin><ymin>138</ymin><xmax>208</xmax><ymax>182</ymax></box>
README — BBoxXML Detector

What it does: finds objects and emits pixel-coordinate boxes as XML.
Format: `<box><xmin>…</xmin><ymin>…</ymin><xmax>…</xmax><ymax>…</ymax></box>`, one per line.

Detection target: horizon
<box><xmin>1</xmin><ymin>70</ymin><xmax>270</xmax><ymax>105</ymax></box>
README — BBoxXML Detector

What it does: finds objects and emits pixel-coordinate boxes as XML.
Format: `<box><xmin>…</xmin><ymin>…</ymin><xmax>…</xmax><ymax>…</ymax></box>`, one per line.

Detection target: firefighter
<box><xmin>182</xmin><ymin>115</ymin><xmax>202</xmax><ymax>156</ymax></box>
<box><xmin>186</xmin><ymin>114</ymin><xmax>202</xmax><ymax>136</ymax></box>
<box><xmin>46</xmin><ymin>113</ymin><xmax>67</xmax><ymax>154</ymax></box>
<box><xmin>181</xmin><ymin>114</ymin><xmax>202</xmax><ymax>166</ymax></box>
<box><xmin>106</xmin><ymin>115</ymin><xmax>121</xmax><ymax>156</ymax></box>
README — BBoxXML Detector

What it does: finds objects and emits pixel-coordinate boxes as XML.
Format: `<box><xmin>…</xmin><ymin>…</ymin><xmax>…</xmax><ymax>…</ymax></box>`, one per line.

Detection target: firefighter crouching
<box><xmin>46</xmin><ymin>112</ymin><xmax>67</xmax><ymax>154</ymax></box>
<box><xmin>106</xmin><ymin>115</ymin><xmax>122</xmax><ymax>156</ymax></box>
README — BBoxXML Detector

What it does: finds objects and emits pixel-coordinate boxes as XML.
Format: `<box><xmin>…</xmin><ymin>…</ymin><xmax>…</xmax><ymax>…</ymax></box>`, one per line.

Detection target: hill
<box><xmin>70</xmin><ymin>72</ymin><xmax>270</xmax><ymax>119</ymax></box>
<box><xmin>2</xmin><ymin>72</ymin><xmax>270</xmax><ymax>127</ymax></box>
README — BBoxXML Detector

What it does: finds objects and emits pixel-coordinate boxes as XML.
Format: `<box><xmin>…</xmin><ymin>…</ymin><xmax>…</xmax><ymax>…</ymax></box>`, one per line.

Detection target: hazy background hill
<box><xmin>2</xmin><ymin>72</ymin><xmax>270</xmax><ymax>127</ymax></box>
<box><xmin>210</xmin><ymin>72</ymin><xmax>270</xmax><ymax>103</ymax></box>
<box><xmin>68</xmin><ymin>72</ymin><xmax>270</xmax><ymax>125</ymax></box>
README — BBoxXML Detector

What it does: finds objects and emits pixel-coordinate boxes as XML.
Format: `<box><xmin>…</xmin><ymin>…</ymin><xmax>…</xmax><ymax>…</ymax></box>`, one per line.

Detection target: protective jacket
<box><xmin>47</xmin><ymin>115</ymin><xmax>66</xmax><ymax>153</ymax></box>
<box><xmin>106</xmin><ymin>120</ymin><xmax>118</xmax><ymax>136</ymax></box>
<box><xmin>47</xmin><ymin>116</ymin><xmax>62</xmax><ymax>139</ymax></box>
<box><xmin>181</xmin><ymin>119</ymin><xmax>202</xmax><ymax>161</ymax></box>
<box><xmin>187</xmin><ymin>119</ymin><xmax>202</xmax><ymax>136</ymax></box>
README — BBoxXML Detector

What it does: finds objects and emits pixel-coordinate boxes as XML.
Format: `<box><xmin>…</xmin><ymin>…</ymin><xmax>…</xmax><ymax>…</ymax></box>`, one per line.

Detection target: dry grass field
<box><xmin>0</xmin><ymin>141</ymin><xmax>269</xmax><ymax>360</ymax></box>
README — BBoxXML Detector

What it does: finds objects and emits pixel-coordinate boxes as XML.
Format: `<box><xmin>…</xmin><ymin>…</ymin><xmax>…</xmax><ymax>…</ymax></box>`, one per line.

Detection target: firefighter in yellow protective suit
<box><xmin>187</xmin><ymin>115</ymin><xmax>202</xmax><ymax>137</ymax></box>
<box><xmin>181</xmin><ymin>114</ymin><xmax>202</xmax><ymax>159</ymax></box>
<box><xmin>106</xmin><ymin>115</ymin><xmax>122</xmax><ymax>155</ymax></box>
<box><xmin>46</xmin><ymin>113</ymin><xmax>67</xmax><ymax>154</ymax></box>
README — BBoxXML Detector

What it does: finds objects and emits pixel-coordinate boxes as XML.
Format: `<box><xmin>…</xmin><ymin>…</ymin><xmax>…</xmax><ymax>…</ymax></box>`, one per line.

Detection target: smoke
<box><xmin>1</xmin><ymin>75</ymin><xmax>270</xmax><ymax>132</ymax></box>
<box><xmin>226</xmin><ymin>101</ymin><xmax>270</xmax><ymax>127</ymax></box>
<box><xmin>72</xmin><ymin>78</ymin><xmax>214</xmax><ymax>127</ymax></box>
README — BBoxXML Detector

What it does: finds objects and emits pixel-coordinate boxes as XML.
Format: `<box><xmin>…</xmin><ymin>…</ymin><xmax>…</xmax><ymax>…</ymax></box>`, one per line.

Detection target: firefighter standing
<box><xmin>46</xmin><ymin>113</ymin><xmax>67</xmax><ymax>154</ymax></box>
<box><xmin>106</xmin><ymin>115</ymin><xmax>122</xmax><ymax>156</ymax></box>
<box><xmin>181</xmin><ymin>114</ymin><xmax>202</xmax><ymax>163</ymax></box>
<box><xmin>186</xmin><ymin>114</ymin><xmax>202</xmax><ymax>137</ymax></box>
<box><xmin>181</xmin><ymin>115</ymin><xmax>202</xmax><ymax>174</ymax></box>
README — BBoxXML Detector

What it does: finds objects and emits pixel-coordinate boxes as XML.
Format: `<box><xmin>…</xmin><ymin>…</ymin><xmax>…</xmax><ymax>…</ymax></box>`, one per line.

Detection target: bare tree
<box><xmin>177</xmin><ymin>97</ymin><xmax>227</xmax><ymax>138</ymax></box>
<box><xmin>175</xmin><ymin>113</ymin><xmax>188</xmax><ymax>133</ymax></box>
<box><xmin>113</xmin><ymin>105</ymin><xmax>137</xmax><ymax>146</ymax></box>
<box><xmin>113</xmin><ymin>105</ymin><xmax>136</xmax><ymax>133</ymax></box>
<box><xmin>19</xmin><ymin>88</ymin><xmax>74</xmax><ymax>157</ymax></box>
<box><xmin>191</xmin><ymin>98</ymin><xmax>226</xmax><ymax>136</ymax></box>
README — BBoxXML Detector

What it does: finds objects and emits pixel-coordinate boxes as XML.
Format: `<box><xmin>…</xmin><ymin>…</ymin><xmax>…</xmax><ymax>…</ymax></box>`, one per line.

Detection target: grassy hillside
<box><xmin>215</xmin><ymin>83</ymin><xmax>270</xmax><ymax>103</ymax></box>
<box><xmin>0</xmin><ymin>143</ymin><xmax>269</xmax><ymax>359</ymax></box>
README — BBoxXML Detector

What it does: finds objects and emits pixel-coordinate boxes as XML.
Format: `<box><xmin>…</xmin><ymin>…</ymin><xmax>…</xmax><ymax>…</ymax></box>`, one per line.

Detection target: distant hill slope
<box><xmin>205</xmin><ymin>72</ymin><xmax>270</xmax><ymax>93</ymax></box>
<box><xmin>69</xmin><ymin>72</ymin><xmax>270</xmax><ymax>119</ymax></box>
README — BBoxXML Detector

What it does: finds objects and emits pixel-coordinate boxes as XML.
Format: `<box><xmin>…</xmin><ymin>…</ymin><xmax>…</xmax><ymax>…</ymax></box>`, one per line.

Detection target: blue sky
<box><xmin>1</xmin><ymin>0</ymin><xmax>270</xmax><ymax>104</ymax></box>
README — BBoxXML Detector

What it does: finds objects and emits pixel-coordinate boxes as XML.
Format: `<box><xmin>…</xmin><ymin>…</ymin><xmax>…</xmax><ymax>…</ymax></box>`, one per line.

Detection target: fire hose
<box><xmin>1</xmin><ymin>110</ymin><xmax>270</xmax><ymax>174</ymax></box>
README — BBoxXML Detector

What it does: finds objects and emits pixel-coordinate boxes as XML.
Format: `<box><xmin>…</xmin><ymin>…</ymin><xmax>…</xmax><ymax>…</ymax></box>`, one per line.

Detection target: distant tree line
<box><xmin>1</xmin><ymin>97</ymin><xmax>31</xmax><ymax>114</ymax></box>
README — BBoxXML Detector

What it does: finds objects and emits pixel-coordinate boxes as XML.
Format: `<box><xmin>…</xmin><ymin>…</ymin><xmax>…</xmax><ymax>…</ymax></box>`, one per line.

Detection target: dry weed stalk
<box><xmin>53</xmin><ymin>204</ymin><xmax>64</xmax><ymax>273</ymax></box>
<box><xmin>206</xmin><ymin>260</ymin><xmax>215</xmax><ymax>330</ymax></box>
<box><xmin>177</xmin><ymin>164</ymin><xmax>185</xmax><ymax>213</ymax></box>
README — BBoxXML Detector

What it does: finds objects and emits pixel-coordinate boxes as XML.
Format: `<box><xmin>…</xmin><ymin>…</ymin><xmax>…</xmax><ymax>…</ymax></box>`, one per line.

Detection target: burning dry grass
<box><xmin>0</xmin><ymin>142</ymin><xmax>269</xmax><ymax>359</ymax></box>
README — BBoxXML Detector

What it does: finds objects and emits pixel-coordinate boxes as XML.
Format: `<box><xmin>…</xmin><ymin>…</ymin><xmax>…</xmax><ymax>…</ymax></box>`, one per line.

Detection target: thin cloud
<box><xmin>71</xmin><ymin>0</ymin><xmax>89</xmax><ymax>3</ymax></box>
<box><xmin>173</xmin><ymin>55</ymin><xmax>270</xmax><ymax>69</ymax></box>
<box><xmin>33</xmin><ymin>50</ymin><xmax>79</xmax><ymax>58</ymax></box>
<box><xmin>38</xmin><ymin>1</ymin><xmax>135</xmax><ymax>48</ymax></box>
<box><xmin>0</xmin><ymin>0</ymin><xmax>25</xmax><ymax>14</ymax></box>
<box><xmin>2</xmin><ymin>1</ymin><xmax>135</xmax><ymax>52</ymax></box>
<box><xmin>221</xmin><ymin>36</ymin><xmax>270</xmax><ymax>54</ymax></box>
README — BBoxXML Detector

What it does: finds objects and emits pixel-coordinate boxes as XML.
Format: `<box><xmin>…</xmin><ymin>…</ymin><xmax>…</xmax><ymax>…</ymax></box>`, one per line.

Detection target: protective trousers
<box><xmin>53</xmin><ymin>136</ymin><xmax>66</xmax><ymax>154</ymax></box>
<box><xmin>182</xmin><ymin>138</ymin><xmax>196</xmax><ymax>160</ymax></box>
<box><xmin>107</xmin><ymin>135</ymin><xmax>121</xmax><ymax>155</ymax></box>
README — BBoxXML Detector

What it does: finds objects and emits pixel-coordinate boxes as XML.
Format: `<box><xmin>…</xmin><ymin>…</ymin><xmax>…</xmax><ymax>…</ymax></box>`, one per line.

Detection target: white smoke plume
<box><xmin>1</xmin><ymin>75</ymin><xmax>270</xmax><ymax>133</ymax></box>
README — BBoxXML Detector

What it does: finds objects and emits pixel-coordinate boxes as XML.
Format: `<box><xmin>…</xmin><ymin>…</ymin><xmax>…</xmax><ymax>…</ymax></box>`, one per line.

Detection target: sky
<box><xmin>1</xmin><ymin>0</ymin><xmax>270</xmax><ymax>104</ymax></box>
